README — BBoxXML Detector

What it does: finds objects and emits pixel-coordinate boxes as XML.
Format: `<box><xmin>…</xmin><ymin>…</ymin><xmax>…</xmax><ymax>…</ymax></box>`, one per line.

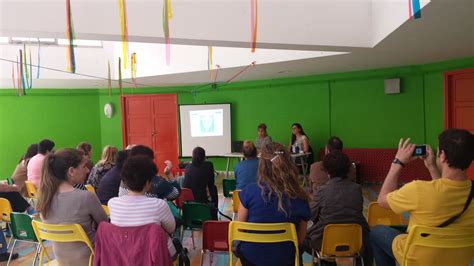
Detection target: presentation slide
<box><xmin>180</xmin><ymin>104</ymin><xmax>231</xmax><ymax>157</ymax></box>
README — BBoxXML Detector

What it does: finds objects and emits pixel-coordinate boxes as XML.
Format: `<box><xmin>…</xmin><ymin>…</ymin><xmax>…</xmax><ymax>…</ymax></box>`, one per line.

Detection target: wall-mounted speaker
<box><xmin>384</xmin><ymin>78</ymin><xmax>400</xmax><ymax>94</ymax></box>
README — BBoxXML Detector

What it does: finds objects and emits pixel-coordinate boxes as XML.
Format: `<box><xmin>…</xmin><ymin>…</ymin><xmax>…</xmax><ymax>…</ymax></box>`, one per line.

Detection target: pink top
<box><xmin>27</xmin><ymin>154</ymin><xmax>45</xmax><ymax>187</ymax></box>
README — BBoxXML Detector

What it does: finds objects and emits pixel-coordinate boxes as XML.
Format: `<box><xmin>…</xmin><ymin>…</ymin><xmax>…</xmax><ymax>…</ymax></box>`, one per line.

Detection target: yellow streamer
<box><xmin>166</xmin><ymin>0</ymin><xmax>173</xmax><ymax>19</ymax></box>
<box><xmin>119</xmin><ymin>0</ymin><xmax>129</xmax><ymax>69</ymax></box>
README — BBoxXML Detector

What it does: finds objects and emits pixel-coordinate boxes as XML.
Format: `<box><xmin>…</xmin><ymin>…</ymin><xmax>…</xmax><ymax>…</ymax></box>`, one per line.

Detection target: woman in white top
<box><xmin>108</xmin><ymin>155</ymin><xmax>176</xmax><ymax>257</ymax></box>
<box><xmin>288</xmin><ymin>123</ymin><xmax>310</xmax><ymax>153</ymax></box>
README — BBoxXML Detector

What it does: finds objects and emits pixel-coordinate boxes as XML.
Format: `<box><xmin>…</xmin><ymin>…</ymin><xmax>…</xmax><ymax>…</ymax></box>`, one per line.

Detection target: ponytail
<box><xmin>36</xmin><ymin>148</ymin><xmax>83</xmax><ymax>218</ymax></box>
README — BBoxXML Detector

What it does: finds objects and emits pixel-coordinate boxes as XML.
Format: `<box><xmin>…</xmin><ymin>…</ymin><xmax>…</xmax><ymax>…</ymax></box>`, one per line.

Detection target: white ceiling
<box><xmin>0</xmin><ymin>0</ymin><xmax>472</xmax><ymax>89</ymax></box>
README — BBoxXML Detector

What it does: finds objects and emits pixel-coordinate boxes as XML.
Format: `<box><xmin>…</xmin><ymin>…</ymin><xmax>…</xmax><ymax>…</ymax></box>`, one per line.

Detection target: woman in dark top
<box><xmin>182</xmin><ymin>147</ymin><xmax>218</xmax><ymax>218</ymax></box>
<box><xmin>302</xmin><ymin>150</ymin><xmax>373</xmax><ymax>266</ymax></box>
<box><xmin>236</xmin><ymin>142</ymin><xmax>310</xmax><ymax>266</ymax></box>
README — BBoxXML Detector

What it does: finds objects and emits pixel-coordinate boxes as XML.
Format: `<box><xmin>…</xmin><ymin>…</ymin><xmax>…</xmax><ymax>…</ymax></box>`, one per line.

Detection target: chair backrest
<box><xmin>0</xmin><ymin>198</ymin><xmax>13</xmax><ymax>222</ymax></box>
<box><xmin>10</xmin><ymin>212</ymin><xmax>38</xmax><ymax>242</ymax></box>
<box><xmin>320</xmin><ymin>224</ymin><xmax>362</xmax><ymax>257</ymax></box>
<box><xmin>176</xmin><ymin>188</ymin><xmax>194</xmax><ymax>209</ymax></box>
<box><xmin>228</xmin><ymin>221</ymin><xmax>299</xmax><ymax>266</ymax></box>
<box><xmin>367</xmin><ymin>202</ymin><xmax>404</xmax><ymax>227</ymax></box>
<box><xmin>232</xmin><ymin>190</ymin><xmax>241</xmax><ymax>213</ymax></box>
<box><xmin>202</xmin><ymin>221</ymin><xmax>230</xmax><ymax>252</ymax></box>
<box><xmin>6</xmin><ymin>177</ymin><xmax>14</xmax><ymax>185</ymax></box>
<box><xmin>102</xmin><ymin>205</ymin><xmax>110</xmax><ymax>216</ymax></box>
<box><xmin>222</xmin><ymin>179</ymin><xmax>236</xmax><ymax>198</ymax></box>
<box><xmin>401</xmin><ymin>225</ymin><xmax>474</xmax><ymax>266</ymax></box>
<box><xmin>25</xmin><ymin>181</ymin><xmax>38</xmax><ymax>198</ymax></box>
<box><xmin>31</xmin><ymin>220</ymin><xmax>94</xmax><ymax>255</ymax></box>
<box><xmin>85</xmin><ymin>184</ymin><xmax>96</xmax><ymax>194</ymax></box>
<box><xmin>182</xmin><ymin>202</ymin><xmax>212</xmax><ymax>229</ymax></box>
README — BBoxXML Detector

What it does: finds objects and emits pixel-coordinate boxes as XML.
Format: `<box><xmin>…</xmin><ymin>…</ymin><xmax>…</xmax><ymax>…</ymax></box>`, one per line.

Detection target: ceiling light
<box><xmin>0</xmin><ymin>37</ymin><xmax>9</xmax><ymax>44</ymax></box>
<box><xmin>11</xmin><ymin>37</ymin><xmax>39</xmax><ymax>43</ymax></box>
<box><xmin>38</xmin><ymin>38</ymin><xmax>56</xmax><ymax>43</ymax></box>
<box><xmin>57</xmin><ymin>39</ymin><xmax>102</xmax><ymax>47</ymax></box>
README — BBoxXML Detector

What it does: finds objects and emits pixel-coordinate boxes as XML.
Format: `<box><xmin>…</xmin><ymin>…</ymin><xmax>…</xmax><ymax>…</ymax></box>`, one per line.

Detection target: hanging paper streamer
<box><xmin>119</xmin><ymin>0</ymin><xmax>129</xmax><ymax>69</ymax></box>
<box><xmin>19</xmin><ymin>50</ymin><xmax>26</xmax><ymax>96</ymax></box>
<box><xmin>208</xmin><ymin>46</ymin><xmax>213</xmax><ymax>80</ymax></box>
<box><xmin>12</xmin><ymin>63</ymin><xmax>16</xmax><ymax>90</ymax></box>
<box><xmin>250</xmin><ymin>0</ymin><xmax>258</xmax><ymax>52</ymax></box>
<box><xmin>23</xmin><ymin>45</ymin><xmax>30</xmax><ymax>89</ymax></box>
<box><xmin>162</xmin><ymin>0</ymin><xmax>172</xmax><ymax>65</ymax></box>
<box><xmin>37</xmin><ymin>41</ymin><xmax>41</xmax><ymax>79</ymax></box>
<box><xmin>28</xmin><ymin>47</ymin><xmax>33</xmax><ymax>89</ymax></box>
<box><xmin>16</xmin><ymin>56</ymin><xmax>21</xmax><ymax>96</ymax></box>
<box><xmin>118</xmin><ymin>57</ymin><xmax>123</xmax><ymax>95</ymax></box>
<box><xmin>410</xmin><ymin>0</ymin><xmax>421</xmax><ymax>19</ymax></box>
<box><xmin>226</xmin><ymin>61</ymin><xmax>256</xmax><ymax>83</ymax></box>
<box><xmin>412</xmin><ymin>0</ymin><xmax>421</xmax><ymax>19</ymax></box>
<box><xmin>107</xmin><ymin>61</ymin><xmax>111</xmax><ymax>96</ymax></box>
<box><xmin>66</xmin><ymin>0</ymin><xmax>76</xmax><ymax>73</ymax></box>
<box><xmin>131</xmin><ymin>52</ymin><xmax>137</xmax><ymax>87</ymax></box>
<box><xmin>214</xmin><ymin>64</ymin><xmax>220</xmax><ymax>83</ymax></box>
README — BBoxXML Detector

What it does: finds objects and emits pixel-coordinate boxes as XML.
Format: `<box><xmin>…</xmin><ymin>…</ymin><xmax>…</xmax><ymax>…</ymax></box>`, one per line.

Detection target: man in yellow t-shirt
<box><xmin>371</xmin><ymin>129</ymin><xmax>474</xmax><ymax>266</ymax></box>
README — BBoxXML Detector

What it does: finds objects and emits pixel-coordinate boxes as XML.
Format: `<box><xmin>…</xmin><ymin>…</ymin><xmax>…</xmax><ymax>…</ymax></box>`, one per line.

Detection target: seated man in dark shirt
<box><xmin>97</xmin><ymin>150</ymin><xmax>129</xmax><ymax>204</ymax></box>
<box><xmin>117</xmin><ymin>145</ymin><xmax>181</xmax><ymax>201</ymax></box>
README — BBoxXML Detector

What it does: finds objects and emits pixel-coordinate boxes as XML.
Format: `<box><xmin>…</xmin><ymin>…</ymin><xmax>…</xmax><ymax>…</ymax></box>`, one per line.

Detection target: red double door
<box><xmin>121</xmin><ymin>94</ymin><xmax>179</xmax><ymax>173</ymax></box>
<box><xmin>445</xmin><ymin>69</ymin><xmax>474</xmax><ymax>180</ymax></box>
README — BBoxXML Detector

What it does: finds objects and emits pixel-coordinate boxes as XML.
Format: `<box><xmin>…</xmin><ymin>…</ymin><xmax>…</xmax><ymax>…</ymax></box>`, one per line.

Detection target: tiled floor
<box><xmin>1</xmin><ymin>177</ymin><xmax>381</xmax><ymax>266</ymax></box>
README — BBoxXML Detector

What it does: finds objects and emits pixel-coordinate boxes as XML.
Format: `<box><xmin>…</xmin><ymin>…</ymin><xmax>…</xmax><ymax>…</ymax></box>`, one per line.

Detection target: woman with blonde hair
<box><xmin>87</xmin><ymin>145</ymin><xmax>118</xmax><ymax>190</ymax></box>
<box><xmin>236</xmin><ymin>142</ymin><xmax>310</xmax><ymax>266</ymax></box>
<box><xmin>37</xmin><ymin>148</ymin><xmax>108</xmax><ymax>266</ymax></box>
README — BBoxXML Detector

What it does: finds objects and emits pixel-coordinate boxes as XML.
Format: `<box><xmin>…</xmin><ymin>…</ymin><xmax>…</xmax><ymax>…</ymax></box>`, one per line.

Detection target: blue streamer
<box><xmin>412</xmin><ymin>0</ymin><xmax>421</xmax><ymax>19</ymax></box>
<box><xmin>20</xmin><ymin>50</ymin><xmax>26</xmax><ymax>94</ymax></box>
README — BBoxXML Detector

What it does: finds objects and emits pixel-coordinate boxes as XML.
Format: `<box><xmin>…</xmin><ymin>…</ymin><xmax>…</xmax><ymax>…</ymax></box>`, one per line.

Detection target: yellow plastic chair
<box><xmin>367</xmin><ymin>202</ymin><xmax>404</xmax><ymax>227</ymax></box>
<box><xmin>102</xmin><ymin>205</ymin><xmax>110</xmax><ymax>216</ymax></box>
<box><xmin>25</xmin><ymin>181</ymin><xmax>38</xmax><ymax>205</ymax></box>
<box><xmin>31</xmin><ymin>220</ymin><xmax>94</xmax><ymax>266</ymax></box>
<box><xmin>399</xmin><ymin>225</ymin><xmax>474</xmax><ymax>266</ymax></box>
<box><xmin>314</xmin><ymin>224</ymin><xmax>363</xmax><ymax>266</ymax></box>
<box><xmin>228</xmin><ymin>221</ymin><xmax>299</xmax><ymax>266</ymax></box>
<box><xmin>0</xmin><ymin>198</ymin><xmax>13</xmax><ymax>248</ymax></box>
<box><xmin>232</xmin><ymin>190</ymin><xmax>241</xmax><ymax>220</ymax></box>
<box><xmin>85</xmin><ymin>185</ymin><xmax>96</xmax><ymax>194</ymax></box>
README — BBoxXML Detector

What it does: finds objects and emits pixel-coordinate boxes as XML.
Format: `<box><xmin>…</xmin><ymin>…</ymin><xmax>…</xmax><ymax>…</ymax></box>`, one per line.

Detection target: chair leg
<box><xmin>210</xmin><ymin>253</ymin><xmax>214</xmax><ymax>265</ymax></box>
<box><xmin>32</xmin><ymin>243</ymin><xmax>41</xmax><ymax>266</ymax></box>
<box><xmin>191</xmin><ymin>230</ymin><xmax>195</xmax><ymax>249</ymax></box>
<box><xmin>200</xmin><ymin>250</ymin><xmax>204</xmax><ymax>266</ymax></box>
<box><xmin>6</xmin><ymin>223</ymin><xmax>12</xmax><ymax>249</ymax></box>
<box><xmin>6</xmin><ymin>239</ymin><xmax>16</xmax><ymax>266</ymax></box>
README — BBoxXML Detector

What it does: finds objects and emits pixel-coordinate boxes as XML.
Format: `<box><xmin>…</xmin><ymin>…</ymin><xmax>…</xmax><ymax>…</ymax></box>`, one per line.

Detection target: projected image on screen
<box><xmin>190</xmin><ymin>109</ymin><xmax>224</xmax><ymax>137</ymax></box>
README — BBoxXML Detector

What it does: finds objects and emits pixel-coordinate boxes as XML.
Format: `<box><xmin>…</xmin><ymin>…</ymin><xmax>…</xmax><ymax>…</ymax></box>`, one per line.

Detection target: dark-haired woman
<box><xmin>11</xmin><ymin>144</ymin><xmax>38</xmax><ymax>196</ymax></box>
<box><xmin>108</xmin><ymin>155</ymin><xmax>176</xmax><ymax>257</ymax></box>
<box><xmin>288</xmin><ymin>123</ymin><xmax>310</xmax><ymax>153</ymax></box>
<box><xmin>302</xmin><ymin>150</ymin><xmax>372</xmax><ymax>266</ymax></box>
<box><xmin>182</xmin><ymin>147</ymin><xmax>218</xmax><ymax>219</ymax></box>
<box><xmin>236</xmin><ymin>142</ymin><xmax>310</xmax><ymax>266</ymax></box>
<box><xmin>36</xmin><ymin>148</ymin><xmax>108</xmax><ymax>266</ymax></box>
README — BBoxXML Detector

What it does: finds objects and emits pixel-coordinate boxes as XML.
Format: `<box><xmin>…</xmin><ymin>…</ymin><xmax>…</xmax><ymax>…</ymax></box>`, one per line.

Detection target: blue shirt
<box><xmin>239</xmin><ymin>183</ymin><xmax>310</xmax><ymax>266</ymax></box>
<box><xmin>234</xmin><ymin>158</ymin><xmax>259</xmax><ymax>190</ymax></box>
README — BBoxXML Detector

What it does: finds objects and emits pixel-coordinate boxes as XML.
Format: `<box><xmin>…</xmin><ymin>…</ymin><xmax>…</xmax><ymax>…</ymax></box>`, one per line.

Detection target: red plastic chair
<box><xmin>176</xmin><ymin>188</ymin><xmax>195</xmax><ymax>209</ymax></box>
<box><xmin>200</xmin><ymin>221</ymin><xmax>230</xmax><ymax>266</ymax></box>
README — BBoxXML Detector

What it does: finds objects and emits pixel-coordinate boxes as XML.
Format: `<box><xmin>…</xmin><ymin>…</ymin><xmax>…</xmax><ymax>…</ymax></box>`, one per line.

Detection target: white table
<box><xmin>220</xmin><ymin>152</ymin><xmax>311</xmax><ymax>180</ymax></box>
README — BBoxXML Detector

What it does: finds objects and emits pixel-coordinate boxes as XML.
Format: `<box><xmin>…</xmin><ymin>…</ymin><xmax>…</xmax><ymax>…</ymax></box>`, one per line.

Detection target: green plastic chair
<box><xmin>181</xmin><ymin>202</ymin><xmax>213</xmax><ymax>249</ymax></box>
<box><xmin>222</xmin><ymin>179</ymin><xmax>236</xmax><ymax>198</ymax></box>
<box><xmin>9</xmin><ymin>212</ymin><xmax>47</xmax><ymax>265</ymax></box>
<box><xmin>6</xmin><ymin>178</ymin><xmax>13</xmax><ymax>186</ymax></box>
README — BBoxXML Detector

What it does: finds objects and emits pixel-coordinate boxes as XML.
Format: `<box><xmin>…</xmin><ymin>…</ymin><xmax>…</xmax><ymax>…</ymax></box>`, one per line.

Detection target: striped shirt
<box><xmin>108</xmin><ymin>195</ymin><xmax>176</xmax><ymax>256</ymax></box>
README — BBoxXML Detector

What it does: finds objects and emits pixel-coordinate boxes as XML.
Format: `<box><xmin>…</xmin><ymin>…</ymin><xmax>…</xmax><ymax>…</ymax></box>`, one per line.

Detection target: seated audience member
<box><xmin>108</xmin><ymin>156</ymin><xmax>176</xmax><ymax>257</ymax></box>
<box><xmin>372</xmin><ymin>129</ymin><xmax>474</xmax><ymax>266</ymax></box>
<box><xmin>234</xmin><ymin>140</ymin><xmax>259</xmax><ymax>189</ymax></box>
<box><xmin>0</xmin><ymin>183</ymin><xmax>35</xmax><ymax>214</ymax></box>
<box><xmin>182</xmin><ymin>147</ymin><xmax>218</xmax><ymax>219</ymax></box>
<box><xmin>87</xmin><ymin>145</ymin><xmax>118</xmax><ymax>190</ymax></box>
<box><xmin>27</xmin><ymin>139</ymin><xmax>55</xmax><ymax>188</ymax></box>
<box><xmin>118</xmin><ymin>145</ymin><xmax>180</xmax><ymax>201</ymax></box>
<box><xmin>37</xmin><ymin>148</ymin><xmax>108</xmax><ymax>266</ymax></box>
<box><xmin>11</xmin><ymin>143</ymin><xmax>38</xmax><ymax>196</ymax></box>
<box><xmin>308</xmin><ymin>136</ymin><xmax>356</xmax><ymax>194</ymax></box>
<box><xmin>302</xmin><ymin>150</ymin><xmax>373</xmax><ymax>266</ymax></box>
<box><xmin>97</xmin><ymin>150</ymin><xmax>129</xmax><ymax>204</ymax></box>
<box><xmin>255</xmin><ymin>123</ymin><xmax>272</xmax><ymax>150</ymax></box>
<box><xmin>288</xmin><ymin>123</ymin><xmax>310</xmax><ymax>153</ymax></box>
<box><xmin>77</xmin><ymin>142</ymin><xmax>94</xmax><ymax>173</ymax></box>
<box><xmin>236</xmin><ymin>142</ymin><xmax>310</xmax><ymax>266</ymax></box>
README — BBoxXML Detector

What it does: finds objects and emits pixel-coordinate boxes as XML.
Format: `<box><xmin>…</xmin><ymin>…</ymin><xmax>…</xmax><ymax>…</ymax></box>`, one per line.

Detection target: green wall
<box><xmin>0</xmin><ymin>89</ymin><xmax>102</xmax><ymax>178</ymax></box>
<box><xmin>1</xmin><ymin>57</ymin><xmax>473</xmax><ymax>177</ymax></box>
